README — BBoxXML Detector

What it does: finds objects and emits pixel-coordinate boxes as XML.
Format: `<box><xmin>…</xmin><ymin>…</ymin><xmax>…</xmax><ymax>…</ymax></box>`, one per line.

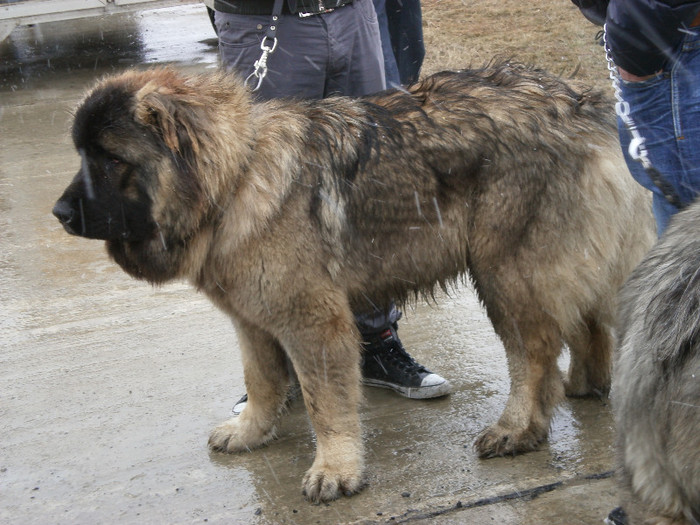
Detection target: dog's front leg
<box><xmin>209</xmin><ymin>317</ymin><xmax>291</xmax><ymax>452</ymax></box>
<box><xmin>282</xmin><ymin>303</ymin><xmax>365</xmax><ymax>503</ymax></box>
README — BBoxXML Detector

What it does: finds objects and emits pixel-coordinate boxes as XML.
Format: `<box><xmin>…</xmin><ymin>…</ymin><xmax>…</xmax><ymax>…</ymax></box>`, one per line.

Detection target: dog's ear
<box><xmin>133</xmin><ymin>76</ymin><xmax>202</xmax><ymax>157</ymax></box>
<box><xmin>132</xmin><ymin>73</ymin><xmax>207</xmax><ymax>210</ymax></box>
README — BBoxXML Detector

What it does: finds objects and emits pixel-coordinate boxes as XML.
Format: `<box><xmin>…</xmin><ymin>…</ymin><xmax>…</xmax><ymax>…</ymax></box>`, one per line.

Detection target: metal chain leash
<box><xmin>602</xmin><ymin>24</ymin><xmax>686</xmax><ymax>209</ymax></box>
<box><xmin>603</xmin><ymin>24</ymin><xmax>653</xmax><ymax>169</ymax></box>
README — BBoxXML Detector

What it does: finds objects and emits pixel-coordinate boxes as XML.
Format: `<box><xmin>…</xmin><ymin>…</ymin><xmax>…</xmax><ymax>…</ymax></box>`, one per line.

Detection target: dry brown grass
<box><xmin>421</xmin><ymin>0</ymin><xmax>610</xmax><ymax>91</ymax></box>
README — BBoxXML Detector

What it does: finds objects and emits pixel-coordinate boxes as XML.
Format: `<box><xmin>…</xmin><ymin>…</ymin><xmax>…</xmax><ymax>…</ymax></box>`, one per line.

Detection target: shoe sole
<box><xmin>233</xmin><ymin>379</ymin><xmax>450</xmax><ymax>414</ymax></box>
<box><xmin>362</xmin><ymin>378</ymin><xmax>452</xmax><ymax>399</ymax></box>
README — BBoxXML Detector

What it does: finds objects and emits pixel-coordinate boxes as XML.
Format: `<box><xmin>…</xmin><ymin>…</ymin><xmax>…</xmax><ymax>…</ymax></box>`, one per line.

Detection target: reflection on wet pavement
<box><xmin>0</xmin><ymin>4</ymin><xmax>218</xmax><ymax>90</ymax></box>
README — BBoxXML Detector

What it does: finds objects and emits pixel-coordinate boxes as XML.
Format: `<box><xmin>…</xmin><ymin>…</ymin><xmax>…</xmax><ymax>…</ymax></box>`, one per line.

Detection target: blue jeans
<box><xmin>618</xmin><ymin>28</ymin><xmax>700</xmax><ymax>236</ymax></box>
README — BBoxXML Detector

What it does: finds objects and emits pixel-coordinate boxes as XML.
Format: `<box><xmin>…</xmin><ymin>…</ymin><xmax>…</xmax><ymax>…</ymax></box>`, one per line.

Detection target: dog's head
<box><xmin>53</xmin><ymin>68</ymin><xmax>253</xmax><ymax>282</ymax></box>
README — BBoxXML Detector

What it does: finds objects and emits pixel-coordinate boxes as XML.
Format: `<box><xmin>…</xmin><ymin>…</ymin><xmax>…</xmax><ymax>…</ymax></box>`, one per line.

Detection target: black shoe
<box><xmin>231</xmin><ymin>384</ymin><xmax>302</xmax><ymax>416</ymax></box>
<box><xmin>231</xmin><ymin>393</ymin><xmax>248</xmax><ymax>416</ymax></box>
<box><xmin>605</xmin><ymin>507</ymin><xmax>628</xmax><ymax>525</ymax></box>
<box><xmin>361</xmin><ymin>324</ymin><xmax>451</xmax><ymax>399</ymax></box>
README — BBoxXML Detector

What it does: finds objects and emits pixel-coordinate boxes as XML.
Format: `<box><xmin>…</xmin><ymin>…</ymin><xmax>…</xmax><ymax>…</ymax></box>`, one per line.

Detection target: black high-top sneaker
<box><xmin>361</xmin><ymin>323</ymin><xmax>451</xmax><ymax>399</ymax></box>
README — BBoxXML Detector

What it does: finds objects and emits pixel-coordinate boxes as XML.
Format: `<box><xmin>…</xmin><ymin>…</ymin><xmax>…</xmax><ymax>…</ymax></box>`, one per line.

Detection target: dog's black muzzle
<box><xmin>53</xmin><ymin>177</ymin><xmax>155</xmax><ymax>242</ymax></box>
<box><xmin>52</xmin><ymin>182</ymin><xmax>124</xmax><ymax>241</ymax></box>
<box><xmin>52</xmin><ymin>199</ymin><xmax>79</xmax><ymax>236</ymax></box>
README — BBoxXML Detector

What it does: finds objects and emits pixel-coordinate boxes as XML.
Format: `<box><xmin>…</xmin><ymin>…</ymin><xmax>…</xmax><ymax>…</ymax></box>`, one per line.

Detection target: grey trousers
<box><xmin>215</xmin><ymin>0</ymin><xmax>386</xmax><ymax>100</ymax></box>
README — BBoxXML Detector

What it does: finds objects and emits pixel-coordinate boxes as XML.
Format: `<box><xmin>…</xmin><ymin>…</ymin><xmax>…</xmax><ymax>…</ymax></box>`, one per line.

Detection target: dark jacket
<box><xmin>571</xmin><ymin>0</ymin><xmax>700</xmax><ymax>76</ymax></box>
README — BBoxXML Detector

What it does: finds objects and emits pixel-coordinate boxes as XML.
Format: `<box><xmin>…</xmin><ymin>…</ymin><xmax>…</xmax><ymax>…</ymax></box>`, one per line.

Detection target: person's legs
<box><xmin>215</xmin><ymin>11</ymin><xmax>329</xmax><ymax>100</ymax></box>
<box><xmin>324</xmin><ymin>0</ymin><xmax>386</xmax><ymax>97</ymax></box>
<box><xmin>322</xmin><ymin>3</ymin><xmax>447</xmax><ymax>399</ymax></box>
<box><xmin>218</xmin><ymin>2</ymin><xmax>449</xmax><ymax>409</ymax></box>
<box><xmin>372</xmin><ymin>0</ymin><xmax>401</xmax><ymax>88</ymax></box>
<box><xmin>617</xmin><ymin>30</ymin><xmax>700</xmax><ymax>236</ymax></box>
<box><xmin>617</xmin><ymin>72</ymin><xmax>677</xmax><ymax>236</ymax></box>
<box><xmin>358</xmin><ymin>306</ymin><xmax>451</xmax><ymax>399</ymax></box>
<box><xmin>672</xmin><ymin>30</ymin><xmax>700</xmax><ymax>200</ymax></box>
<box><xmin>385</xmin><ymin>0</ymin><xmax>425</xmax><ymax>85</ymax></box>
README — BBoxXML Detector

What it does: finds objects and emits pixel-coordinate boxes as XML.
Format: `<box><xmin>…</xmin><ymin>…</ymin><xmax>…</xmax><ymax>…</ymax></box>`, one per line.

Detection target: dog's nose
<box><xmin>52</xmin><ymin>200</ymin><xmax>74</xmax><ymax>224</ymax></box>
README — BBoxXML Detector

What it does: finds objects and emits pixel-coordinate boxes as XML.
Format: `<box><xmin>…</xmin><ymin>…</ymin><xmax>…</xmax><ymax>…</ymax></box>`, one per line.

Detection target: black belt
<box><xmin>214</xmin><ymin>0</ymin><xmax>353</xmax><ymax>16</ymax></box>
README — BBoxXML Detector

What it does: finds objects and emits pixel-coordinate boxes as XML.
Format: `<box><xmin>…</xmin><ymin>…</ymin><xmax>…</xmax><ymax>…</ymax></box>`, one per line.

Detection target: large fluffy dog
<box><xmin>614</xmin><ymin>201</ymin><xmax>700</xmax><ymax>525</ymax></box>
<box><xmin>53</xmin><ymin>62</ymin><xmax>655</xmax><ymax>502</ymax></box>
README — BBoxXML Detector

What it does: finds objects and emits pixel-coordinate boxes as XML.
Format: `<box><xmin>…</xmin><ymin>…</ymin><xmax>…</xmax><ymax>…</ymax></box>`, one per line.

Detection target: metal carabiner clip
<box><xmin>244</xmin><ymin>36</ymin><xmax>279</xmax><ymax>91</ymax></box>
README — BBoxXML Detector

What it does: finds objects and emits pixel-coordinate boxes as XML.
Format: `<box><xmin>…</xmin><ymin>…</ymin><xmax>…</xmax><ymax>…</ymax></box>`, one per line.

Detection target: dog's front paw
<box><xmin>301</xmin><ymin>460</ymin><xmax>365</xmax><ymax>503</ymax></box>
<box><xmin>208</xmin><ymin>417</ymin><xmax>275</xmax><ymax>453</ymax></box>
<box><xmin>474</xmin><ymin>424</ymin><xmax>546</xmax><ymax>458</ymax></box>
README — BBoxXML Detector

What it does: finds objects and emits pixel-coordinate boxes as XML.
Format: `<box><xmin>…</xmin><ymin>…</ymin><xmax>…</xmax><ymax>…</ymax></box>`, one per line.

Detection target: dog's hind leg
<box><xmin>209</xmin><ymin>317</ymin><xmax>291</xmax><ymax>453</ymax></box>
<box><xmin>563</xmin><ymin>314</ymin><xmax>613</xmax><ymax>398</ymax></box>
<box><xmin>474</xmin><ymin>312</ymin><xmax>564</xmax><ymax>458</ymax></box>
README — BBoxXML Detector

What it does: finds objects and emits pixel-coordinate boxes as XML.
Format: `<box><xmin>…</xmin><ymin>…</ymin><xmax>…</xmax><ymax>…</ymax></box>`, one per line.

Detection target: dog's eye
<box><xmin>104</xmin><ymin>157</ymin><xmax>124</xmax><ymax>173</ymax></box>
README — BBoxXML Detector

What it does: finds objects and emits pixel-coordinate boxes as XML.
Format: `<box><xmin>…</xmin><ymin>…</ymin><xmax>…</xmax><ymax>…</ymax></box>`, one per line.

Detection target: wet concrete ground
<box><xmin>1</xmin><ymin>5</ymin><xmax>619</xmax><ymax>524</ymax></box>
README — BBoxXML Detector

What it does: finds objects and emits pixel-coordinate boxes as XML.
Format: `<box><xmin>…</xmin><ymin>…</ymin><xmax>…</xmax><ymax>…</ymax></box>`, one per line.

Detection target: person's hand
<box><xmin>617</xmin><ymin>67</ymin><xmax>661</xmax><ymax>82</ymax></box>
